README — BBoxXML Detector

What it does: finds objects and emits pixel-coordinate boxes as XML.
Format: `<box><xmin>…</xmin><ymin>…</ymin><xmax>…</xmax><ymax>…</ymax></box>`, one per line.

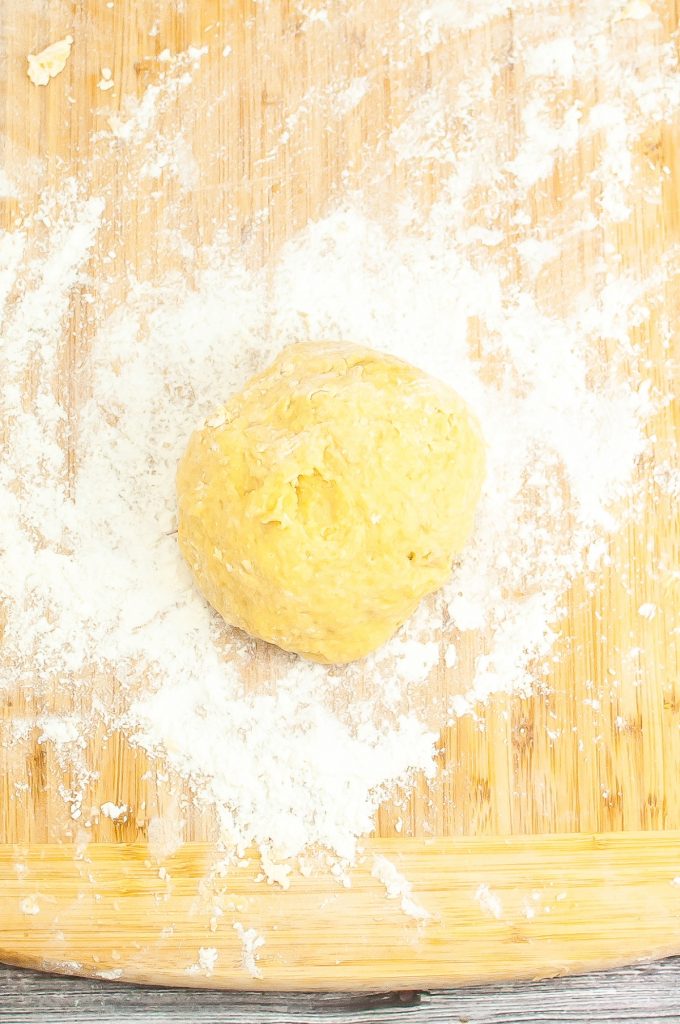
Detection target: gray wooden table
<box><xmin>2</xmin><ymin>960</ymin><xmax>680</xmax><ymax>1023</ymax></box>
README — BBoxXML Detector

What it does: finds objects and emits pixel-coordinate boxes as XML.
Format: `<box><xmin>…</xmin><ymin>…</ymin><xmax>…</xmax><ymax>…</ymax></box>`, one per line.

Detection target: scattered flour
<box><xmin>334</xmin><ymin>76</ymin><xmax>370</xmax><ymax>117</ymax></box>
<box><xmin>19</xmin><ymin>895</ymin><xmax>41</xmax><ymax>916</ymax></box>
<box><xmin>99</xmin><ymin>802</ymin><xmax>128</xmax><ymax>821</ymax></box>
<box><xmin>97</xmin><ymin>968</ymin><xmax>123</xmax><ymax>981</ymax></box>
<box><xmin>1</xmin><ymin>3</ymin><xmax>677</xmax><ymax>885</ymax></box>
<box><xmin>474</xmin><ymin>883</ymin><xmax>504</xmax><ymax>920</ymax></box>
<box><xmin>233</xmin><ymin>923</ymin><xmax>265</xmax><ymax>979</ymax></box>
<box><xmin>37</xmin><ymin>717</ymin><xmax>81</xmax><ymax>745</ymax></box>
<box><xmin>259</xmin><ymin>849</ymin><xmax>293</xmax><ymax>890</ymax></box>
<box><xmin>614</xmin><ymin>0</ymin><xmax>654</xmax><ymax>21</ymax></box>
<box><xmin>27</xmin><ymin>35</ymin><xmax>73</xmax><ymax>87</ymax></box>
<box><xmin>371</xmin><ymin>855</ymin><xmax>431</xmax><ymax>921</ymax></box>
<box><xmin>186</xmin><ymin>945</ymin><xmax>219</xmax><ymax>977</ymax></box>
<box><xmin>97</xmin><ymin>67</ymin><xmax>114</xmax><ymax>92</ymax></box>
<box><xmin>0</xmin><ymin>169</ymin><xmax>18</xmax><ymax>197</ymax></box>
<box><xmin>147</xmin><ymin>815</ymin><xmax>185</xmax><ymax>859</ymax></box>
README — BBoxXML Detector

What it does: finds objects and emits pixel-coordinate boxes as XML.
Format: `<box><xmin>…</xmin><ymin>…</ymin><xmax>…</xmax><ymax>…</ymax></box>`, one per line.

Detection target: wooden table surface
<box><xmin>3</xmin><ymin>959</ymin><xmax>680</xmax><ymax>1022</ymax></box>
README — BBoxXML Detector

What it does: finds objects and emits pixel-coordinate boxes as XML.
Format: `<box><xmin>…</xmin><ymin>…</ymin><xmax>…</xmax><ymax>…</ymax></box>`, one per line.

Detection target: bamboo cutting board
<box><xmin>1</xmin><ymin>0</ymin><xmax>679</xmax><ymax>991</ymax></box>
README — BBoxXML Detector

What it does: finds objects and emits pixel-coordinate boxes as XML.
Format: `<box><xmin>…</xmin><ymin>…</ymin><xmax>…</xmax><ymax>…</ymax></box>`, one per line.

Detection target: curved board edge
<box><xmin>2</xmin><ymin>833</ymin><xmax>680</xmax><ymax>991</ymax></box>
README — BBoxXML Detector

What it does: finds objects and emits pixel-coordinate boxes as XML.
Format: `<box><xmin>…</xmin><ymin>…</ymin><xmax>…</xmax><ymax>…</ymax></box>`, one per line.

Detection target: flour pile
<box><xmin>1</xmin><ymin>0</ymin><xmax>677</xmax><ymax>868</ymax></box>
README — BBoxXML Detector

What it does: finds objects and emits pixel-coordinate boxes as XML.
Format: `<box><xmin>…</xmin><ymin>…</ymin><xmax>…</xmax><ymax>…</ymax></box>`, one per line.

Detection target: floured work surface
<box><xmin>0</xmin><ymin>0</ymin><xmax>678</xmax><ymax>990</ymax></box>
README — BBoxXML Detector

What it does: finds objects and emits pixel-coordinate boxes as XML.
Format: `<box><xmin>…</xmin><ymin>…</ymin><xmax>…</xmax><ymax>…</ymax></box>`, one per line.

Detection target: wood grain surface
<box><xmin>3</xmin><ymin>959</ymin><xmax>680</xmax><ymax>1023</ymax></box>
<box><xmin>6</xmin><ymin>834</ymin><xmax>680</xmax><ymax>989</ymax></box>
<box><xmin>1</xmin><ymin>0</ymin><xmax>679</xmax><ymax>992</ymax></box>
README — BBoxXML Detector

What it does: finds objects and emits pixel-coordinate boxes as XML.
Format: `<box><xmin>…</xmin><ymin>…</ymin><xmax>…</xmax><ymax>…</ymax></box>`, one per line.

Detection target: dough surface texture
<box><xmin>26</xmin><ymin>35</ymin><xmax>74</xmax><ymax>86</ymax></box>
<box><xmin>176</xmin><ymin>341</ymin><xmax>485</xmax><ymax>663</ymax></box>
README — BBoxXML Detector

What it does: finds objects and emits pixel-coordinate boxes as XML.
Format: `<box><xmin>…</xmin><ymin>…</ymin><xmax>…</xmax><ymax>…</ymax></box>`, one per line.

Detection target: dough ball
<box><xmin>176</xmin><ymin>341</ymin><xmax>485</xmax><ymax>663</ymax></box>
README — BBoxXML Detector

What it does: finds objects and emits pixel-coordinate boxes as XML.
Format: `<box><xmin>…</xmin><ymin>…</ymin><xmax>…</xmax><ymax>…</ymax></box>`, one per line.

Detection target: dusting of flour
<box><xmin>372</xmin><ymin>855</ymin><xmax>431</xmax><ymax>921</ymax></box>
<box><xmin>1</xmin><ymin>0</ymin><xmax>677</xmax><ymax>882</ymax></box>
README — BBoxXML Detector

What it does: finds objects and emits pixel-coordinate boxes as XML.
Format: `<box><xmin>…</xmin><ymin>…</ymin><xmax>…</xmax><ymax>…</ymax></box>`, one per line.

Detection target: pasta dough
<box><xmin>176</xmin><ymin>341</ymin><xmax>485</xmax><ymax>663</ymax></box>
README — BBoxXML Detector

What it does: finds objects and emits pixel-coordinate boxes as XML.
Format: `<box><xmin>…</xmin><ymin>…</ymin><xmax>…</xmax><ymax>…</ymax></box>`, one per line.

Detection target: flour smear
<box><xmin>1</xmin><ymin>0</ymin><xmax>677</xmax><ymax>876</ymax></box>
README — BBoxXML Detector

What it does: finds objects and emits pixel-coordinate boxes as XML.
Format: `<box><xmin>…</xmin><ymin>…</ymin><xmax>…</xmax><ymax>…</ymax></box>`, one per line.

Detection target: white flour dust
<box><xmin>474</xmin><ymin>882</ymin><xmax>504</xmax><ymax>920</ymax></box>
<box><xmin>1</xmin><ymin>0</ymin><xmax>677</xmax><ymax>879</ymax></box>
<box><xmin>185</xmin><ymin>946</ymin><xmax>219</xmax><ymax>978</ymax></box>
<box><xmin>233</xmin><ymin>923</ymin><xmax>265</xmax><ymax>980</ymax></box>
<box><xmin>372</xmin><ymin>854</ymin><xmax>431</xmax><ymax>921</ymax></box>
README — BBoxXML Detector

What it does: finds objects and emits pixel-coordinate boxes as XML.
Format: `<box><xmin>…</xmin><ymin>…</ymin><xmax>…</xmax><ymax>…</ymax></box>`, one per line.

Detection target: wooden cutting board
<box><xmin>1</xmin><ymin>0</ymin><xmax>678</xmax><ymax>991</ymax></box>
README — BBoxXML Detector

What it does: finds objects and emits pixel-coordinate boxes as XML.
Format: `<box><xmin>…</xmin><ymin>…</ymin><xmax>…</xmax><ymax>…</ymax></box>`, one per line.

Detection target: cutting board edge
<box><xmin>3</xmin><ymin>831</ymin><xmax>680</xmax><ymax>990</ymax></box>
<box><xmin>0</xmin><ymin>949</ymin><xmax>675</xmax><ymax>993</ymax></box>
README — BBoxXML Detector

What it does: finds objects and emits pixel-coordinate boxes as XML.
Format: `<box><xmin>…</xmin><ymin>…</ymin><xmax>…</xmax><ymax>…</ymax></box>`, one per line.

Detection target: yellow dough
<box><xmin>176</xmin><ymin>341</ymin><xmax>486</xmax><ymax>663</ymax></box>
